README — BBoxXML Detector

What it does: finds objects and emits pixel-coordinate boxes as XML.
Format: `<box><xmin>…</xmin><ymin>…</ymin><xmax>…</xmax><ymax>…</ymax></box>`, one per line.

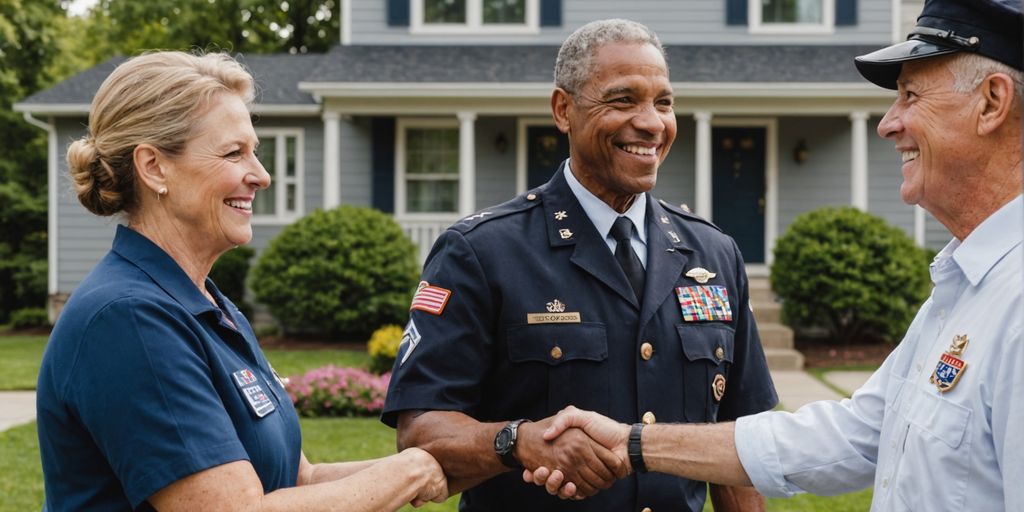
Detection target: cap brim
<box><xmin>854</xmin><ymin>39</ymin><xmax>961</xmax><ymax>89</ymax></box>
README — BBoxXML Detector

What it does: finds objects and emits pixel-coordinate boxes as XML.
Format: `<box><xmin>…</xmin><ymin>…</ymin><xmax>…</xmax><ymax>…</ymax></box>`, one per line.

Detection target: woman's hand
<box><xmin>399</xmin><ymin>447</ymin><xmax>449</xmax><ymax>507</ymax></box>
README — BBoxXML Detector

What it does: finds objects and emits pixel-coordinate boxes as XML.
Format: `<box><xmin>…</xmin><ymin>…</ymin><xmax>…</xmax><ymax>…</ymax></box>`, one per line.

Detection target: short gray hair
<box><xmin>948</xmin><ymin>52</ymin><xmax>1024</xmax><ymax>102</ymax></box>
<box><xmin>554</xmin><ymin>19</ymin><xmax>666</xmax><ymax>96</ymax></box>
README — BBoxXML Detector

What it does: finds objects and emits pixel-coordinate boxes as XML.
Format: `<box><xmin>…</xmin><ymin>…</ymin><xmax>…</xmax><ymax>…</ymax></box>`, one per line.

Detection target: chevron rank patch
<box><xmin>676</xmin><ymin>285</ymin><xmax>733</xmax><ymax>322</ymax></box>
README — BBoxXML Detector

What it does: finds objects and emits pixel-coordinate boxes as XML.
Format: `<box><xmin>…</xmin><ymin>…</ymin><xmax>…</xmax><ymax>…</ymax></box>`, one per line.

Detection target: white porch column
<box><xmin>322</xmin><ymin>111</ymin><xmax>341</xmax><ymax>208</ymax></box>
<box><xmin>457</xmin><ymin>111</ymin><xmax>477</xmax><ymax>216</ymax></box>
<box><xmin>694</xmin><ymin>111</ymin><xmax>713</xmax><ymax>219</ymax></box>
<box><xmin>850</xmin><ymin>111</ymin><xmax>870</xmax><ymax>211</ymax></box>
<box><xmin>914</xmin><ymin>205</ymin><xmax>926</xmax><ymax>247</ymax></box>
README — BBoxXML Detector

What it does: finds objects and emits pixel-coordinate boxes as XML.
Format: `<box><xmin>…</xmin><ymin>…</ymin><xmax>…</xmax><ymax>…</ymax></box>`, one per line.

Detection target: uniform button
<box><xmin>642</xmin><ymin>508</ymin><xmax>652</xmax><ymax>512</ymax></box>
<box><xmin>550</xmin><ymin>346</ymin><xmax>563</xmax><ymax>360</ymax></box>
<box><xmin>526</xmin><ymin>193</ymin><xmax>537</xmax><ymax>200</ymax></box>
<box><xmin>640</xmin><ymin>342</ymin><xmax>654</xmax><ymax>360</ymax></box>
<box><xmin>642</xmin><ymin>411</ymin><xmax>656</xmax><ymax>425</ymax></box>
<box><xmin>714</xmin><ymin>346</ymin><xmax>725</xmax><ymax>361</ymax></box>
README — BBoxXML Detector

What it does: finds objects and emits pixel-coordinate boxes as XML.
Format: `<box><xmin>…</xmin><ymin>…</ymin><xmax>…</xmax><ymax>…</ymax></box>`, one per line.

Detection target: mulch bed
<box><xmin>796</xmin><ymin>337</ymin><xmax>896</xmax><ymax>368</ymax></box>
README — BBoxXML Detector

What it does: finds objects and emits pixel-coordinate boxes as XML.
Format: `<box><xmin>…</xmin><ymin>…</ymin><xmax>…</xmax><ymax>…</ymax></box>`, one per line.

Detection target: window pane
<box><xmin>406</xmin><ymin>128</ymin><xmax>459</xmax><ymax>175</ymax></box>
<box><xmin>483</xmin><ymin>0</ymin><xmax>525</xmax><ymax>23</ymax></box>
<box><xmin>286</xmin><ymin>184</ymin><xmax>296</xmax><ymax>212</ymax></box>
<box><xmin>285</xmin><ymin>136</ymin><xmax>296</xmax><ymax>177</ymax></box>
<box><xmin>407</xmin><ymin>179</ymin><xmax>458</xmax><ymax>213</ymax></box>
<box><xmin>762</xmin><ymin>0</ymin><xmax>823</xmax><ymax>23</ymax></box>
<box><xmin>425</xmin><ymin>0</ymin><xmax>466</xmax><ymax>23</ymax></box>
<box><xmin>253</xmin><ymin>137</ymin><xmax>277</xmax><ymax>215</ymax></box>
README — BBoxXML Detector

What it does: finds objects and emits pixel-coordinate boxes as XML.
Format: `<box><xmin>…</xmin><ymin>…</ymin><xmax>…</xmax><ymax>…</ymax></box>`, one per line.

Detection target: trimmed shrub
<box><xmin>285</xmin><ymin>365</ymin><xmax>390</xmax><ymax>417</ymax></box>
<box><xmin>10</xmin><ymin>307</ymin><xmax>48</xmax><ymax>329</ymax></box>
<box><xmin>250</xmin><ymin>206</ymin><xmax>420</xmax><ymax>338</ymax></box>
<box><xmin>771</xmin><ymin>207</ymin><xmax>932</xmax><ymax>345</ymax></box>
<box><xmin>367</xmin><ymin>324</ymin><xmax>403</xmax><ymax>374</ymax></box>
<box><xmin>210</xmin><ymin>246</ymin><xmax>255</xmax><ymax>318</ymax></box>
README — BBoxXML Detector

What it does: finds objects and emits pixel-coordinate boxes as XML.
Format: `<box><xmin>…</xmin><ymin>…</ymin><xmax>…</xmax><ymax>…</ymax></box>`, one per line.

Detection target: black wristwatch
<box><xmin>494</xmin><ymin>418</ymin><xmax>530</xmax><ymax>469</ymax></box>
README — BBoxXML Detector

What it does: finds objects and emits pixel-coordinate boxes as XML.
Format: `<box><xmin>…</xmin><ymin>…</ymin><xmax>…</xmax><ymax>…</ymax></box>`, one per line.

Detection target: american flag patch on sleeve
<box><xmin>410</xmin><ymin>281</ymin><xmax>452</xmax><ymax>315</ymax></box>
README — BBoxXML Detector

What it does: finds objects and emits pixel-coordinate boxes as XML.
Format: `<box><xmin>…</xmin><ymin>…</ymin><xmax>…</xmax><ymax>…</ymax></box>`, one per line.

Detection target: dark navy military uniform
<box><xmin>38</xmin><ymin>225</ymin><xmax>301</xmax><ymax>511</ymax></box>
<box><xmin>383</xmin><ymin>162</ymin><xmax>778</xmax><ymax>511</ymax></box>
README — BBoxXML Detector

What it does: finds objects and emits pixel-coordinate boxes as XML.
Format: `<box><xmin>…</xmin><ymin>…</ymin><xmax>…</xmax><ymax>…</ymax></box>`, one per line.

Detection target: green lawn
<box><xmin>0</xmin><ymin>336</ymin><xmax>47</xmax><ymax>390</ymax></box>
<box><xmin>0</xmin><ymin>335</ymin><xmax>872</xmax><ymax>510</ymax></box>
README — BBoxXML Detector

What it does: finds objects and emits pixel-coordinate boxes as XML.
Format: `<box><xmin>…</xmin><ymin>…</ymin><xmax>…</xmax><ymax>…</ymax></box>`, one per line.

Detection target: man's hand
<box><xmin>513</xmin><ymin>413</ymin><xmax>629</xmax><ymax>498</ymax></box>
<box><xmin>521</xmin><ymin>406</ymin><xmax>632</xmax><ymax>499</ymax></box>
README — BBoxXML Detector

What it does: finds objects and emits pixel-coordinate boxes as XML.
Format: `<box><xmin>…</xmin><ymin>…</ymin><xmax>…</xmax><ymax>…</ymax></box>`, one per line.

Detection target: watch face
<box><xmin>495</xmin><ymin>428</ymin><xmax>512</xmax><ymax>452</ymax></box>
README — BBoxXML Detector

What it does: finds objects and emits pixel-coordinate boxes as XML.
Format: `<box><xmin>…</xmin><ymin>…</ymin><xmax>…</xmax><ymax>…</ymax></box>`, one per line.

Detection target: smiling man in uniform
<box><xmin>381</xmin><ymin>18</ymin><xmax>778</xmax><ymax>512</ymax></box>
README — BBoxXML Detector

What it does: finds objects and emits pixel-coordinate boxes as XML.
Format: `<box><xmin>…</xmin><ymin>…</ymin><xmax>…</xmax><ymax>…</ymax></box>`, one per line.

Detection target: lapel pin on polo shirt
<box><xmin>554</xmin><ymin>211</ymin><xmax>568</xmax><ymax>221</ymax></box>
<box><xmin>685</xmin><ymin>267</ymin><xmax>717</xmax><ymax>284</ymax></box>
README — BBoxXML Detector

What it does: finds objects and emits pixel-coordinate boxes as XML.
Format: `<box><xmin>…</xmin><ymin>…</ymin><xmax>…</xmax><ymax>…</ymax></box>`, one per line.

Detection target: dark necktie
<box><xmin>610</xmin><ymin>216</ymin><xmax>645</xmax><ymax>302</ymax></box>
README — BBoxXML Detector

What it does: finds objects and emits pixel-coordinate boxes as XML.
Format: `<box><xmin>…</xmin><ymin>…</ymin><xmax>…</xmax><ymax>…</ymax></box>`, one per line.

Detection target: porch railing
<box><xmin>398</xmin><ymin>217</ymin><xmax>459</xmax><ymax>266</ymax></box>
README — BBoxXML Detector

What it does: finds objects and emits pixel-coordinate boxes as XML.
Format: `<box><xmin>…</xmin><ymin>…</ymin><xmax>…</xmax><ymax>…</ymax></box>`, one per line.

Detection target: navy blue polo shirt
<box><xmin>37</xmin><ymin>225</ymin><xmax>301</xmax><ymax>511</ymax></box>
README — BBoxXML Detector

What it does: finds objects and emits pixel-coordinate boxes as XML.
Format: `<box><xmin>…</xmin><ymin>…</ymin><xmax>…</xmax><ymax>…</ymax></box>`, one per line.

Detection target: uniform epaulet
<box><xmin>449</xmin><ymin>192</ymin><xmax>543</xmax><ymax>234</ymax></box>
<box><xmin>658</xmin><ymin>199</ymin><xmax>724</xmax><ymax>233</ymax></box>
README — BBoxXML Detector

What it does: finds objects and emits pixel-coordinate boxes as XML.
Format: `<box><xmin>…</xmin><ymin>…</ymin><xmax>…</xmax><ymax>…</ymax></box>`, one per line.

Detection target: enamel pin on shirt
<box><xmin>930</xmin><ymin>334</ymin><xmax>969</xmax><ymax>393</ymax></box>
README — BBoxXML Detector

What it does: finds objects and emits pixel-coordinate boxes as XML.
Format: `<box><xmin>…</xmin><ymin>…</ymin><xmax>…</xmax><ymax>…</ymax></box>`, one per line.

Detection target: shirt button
<box><xmin>882</xmin><ymin>478</ymin><xmax>889</xmax><ymax>488</ymax></box>
<box><xmin>550</xmin><ymin>346</ymin><xmax>563</xmax><ymax>360</ymax></box>
<box><xmin>642</xmin><ymin>508</ymin><xmax>653</xmax><ymax>512</ymax></box>
<box><xmin>642</xmin><ymin>411</ymin><xmax>657</xmax><ymax>425</ymax></box>
<box><xmin>526</xmin><ymin>193</ymin><xmax>537</xmax><ymax>201</ymax></box>
<box><xmin>938</xmin><ymin>309</ymin><xmax>946</xmax><ymax>318</ymax></box>
<box><xmin>640</xmin><ymin>342</ymin><xmax>654</xmax><ymax>360</ymax></box>
<box><xmin>714</xmin><ymin>346</ymin><xmax>725</xmax><ymax>361</ymax></box>
<box><xmin>916</xmin><ymin>363</ymin><xmax>923</xmax><ymax>372</ymax></box>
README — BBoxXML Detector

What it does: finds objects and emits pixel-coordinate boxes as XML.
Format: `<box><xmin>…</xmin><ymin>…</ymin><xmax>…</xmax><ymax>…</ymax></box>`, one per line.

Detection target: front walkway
<box><xmin>0</xmin><ymin>391</ymin><xmax>36</xmax><ymax>432</ymax></box>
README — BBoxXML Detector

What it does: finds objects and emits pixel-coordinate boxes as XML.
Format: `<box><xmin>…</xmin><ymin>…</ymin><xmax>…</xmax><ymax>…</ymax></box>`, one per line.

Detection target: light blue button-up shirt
<box><xmin>735</xmin><ymin>195</ymin><xmax>1024</xmax><ymax>510</ymax></box>
<box><xmin>564</xmin><ymin>161</ymin><xmax>648</xmax><ymax>268</ymax></box>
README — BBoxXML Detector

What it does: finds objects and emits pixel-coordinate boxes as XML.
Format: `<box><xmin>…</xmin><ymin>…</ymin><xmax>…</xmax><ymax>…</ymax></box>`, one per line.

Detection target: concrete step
<box><xmin>757</xmin><ymin>323</ymin><xmax>794</xmax><ymax>349</ymax></box>
<box><xmin>764</xmin><ymin>347</ymin><xmax>805</xmax><ymax>371</ymax></box>
<box><xmin>749</xmin><ymin>286</ymin><xmax>778</xmax><ymax>304</ymax></box>
<box><xmin>748</xmin><ymin>276</ymin><xmax>771</xmax><ymax>290</ymax></box>
<box><xmin>752</xmin><ymin>301</ymin><xmax>782</xmax><ymax>324</ymax></box>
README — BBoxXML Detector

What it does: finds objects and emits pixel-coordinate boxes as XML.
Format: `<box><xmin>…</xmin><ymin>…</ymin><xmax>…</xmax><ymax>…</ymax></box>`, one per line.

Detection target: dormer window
<box><xmin>412</xmin><ymin>0</ymin><xmax>539</xmax><ymax>34</ymax></box>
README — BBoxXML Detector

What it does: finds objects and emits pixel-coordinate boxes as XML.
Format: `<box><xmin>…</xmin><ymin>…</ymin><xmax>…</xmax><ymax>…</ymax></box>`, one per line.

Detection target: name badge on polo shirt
<box><xmin>232</xmin><ymin>368</ymin><xmax>276</xmax><ymax>418</ymax></box>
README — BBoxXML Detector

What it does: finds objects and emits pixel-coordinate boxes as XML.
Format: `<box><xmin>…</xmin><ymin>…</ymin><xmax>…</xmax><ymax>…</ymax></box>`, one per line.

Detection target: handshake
<box><xmin>513</xmin><ymin>406</ymin><xmax>636</xmax><ymax>500</ymax></box>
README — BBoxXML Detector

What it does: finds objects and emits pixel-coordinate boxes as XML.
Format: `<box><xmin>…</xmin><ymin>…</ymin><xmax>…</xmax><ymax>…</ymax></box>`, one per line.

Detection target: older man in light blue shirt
<box><xmin>526</xmin><ymin>0</ymin><xmax>1024</xmax><ymax>508</ymax></box>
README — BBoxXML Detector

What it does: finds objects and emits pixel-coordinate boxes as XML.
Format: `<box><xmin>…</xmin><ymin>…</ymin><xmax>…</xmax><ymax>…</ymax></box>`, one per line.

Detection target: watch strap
<box><xmin>629</xmin><ymin>423</ymin><xmax>647</xmax><ymax>473</ymax></box>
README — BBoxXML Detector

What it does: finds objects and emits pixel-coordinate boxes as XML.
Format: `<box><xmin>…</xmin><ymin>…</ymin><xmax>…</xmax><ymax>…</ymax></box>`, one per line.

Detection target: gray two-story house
<box><xmin>16</xmin><ymin>0</ymin><xmax>944</xmax><ymax>318</ymax></box>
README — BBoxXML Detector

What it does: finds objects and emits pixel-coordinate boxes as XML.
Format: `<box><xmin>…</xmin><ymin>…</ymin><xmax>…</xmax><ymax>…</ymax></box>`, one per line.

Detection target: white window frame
<box><xmin>252</xmin><ymin>128</ymin><xmax>305</xmax><ymax>225</ymax></box>
<box><xmin>395</xmin><ymin>118</ymin><xmax>463</xmax><ymax>221</ymax></box>
<box><xmin>411</xmin><ymin>0</ymin><xmax>539</xmax><ymax>35</ymax></box>
<box><xmin>749</xmin><ymin>0</ymin><xmax>835</xmax><ymax>35</ymax></box>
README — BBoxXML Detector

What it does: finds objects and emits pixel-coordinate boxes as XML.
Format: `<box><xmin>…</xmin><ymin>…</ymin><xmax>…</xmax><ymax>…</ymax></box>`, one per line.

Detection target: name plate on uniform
<box><xmin>526</xmin><ymin>312</ymin><xmax>582</xmax><ymax>324</ymax></box>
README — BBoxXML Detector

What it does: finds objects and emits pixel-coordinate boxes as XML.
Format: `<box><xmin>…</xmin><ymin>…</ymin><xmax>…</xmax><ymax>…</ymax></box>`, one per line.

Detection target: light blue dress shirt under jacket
<box><xmin>564</xmin><ymin>161</ymin><xmax>648</xmax><ymax>268</ymax></box>
<box><xmin>736</xmin><ymin>195</ymin><xmax>1024</xmax><ymax>511</ymax></box>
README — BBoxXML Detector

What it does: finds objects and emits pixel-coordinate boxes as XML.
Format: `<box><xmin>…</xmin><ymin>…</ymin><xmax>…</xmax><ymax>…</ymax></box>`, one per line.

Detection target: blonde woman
<box><xmin>36</xmin><ymin>51</ymin><xmax>447</xmax><ymax>511</ymax></box>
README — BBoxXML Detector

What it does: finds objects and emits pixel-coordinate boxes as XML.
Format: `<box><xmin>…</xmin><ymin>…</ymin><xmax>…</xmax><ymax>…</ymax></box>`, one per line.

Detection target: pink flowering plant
<box><xmin>286</xmin><ymin>365</ymin><xmax>390</xmax><ymax>417</ymax></box>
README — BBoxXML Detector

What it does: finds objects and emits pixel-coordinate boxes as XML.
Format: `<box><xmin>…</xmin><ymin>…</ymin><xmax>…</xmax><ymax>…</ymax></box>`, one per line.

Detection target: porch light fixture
<box><xmin>494</xmin><ymin>132</ymin><xmax>509</xmax><ymax>153</ymax></box>
<box><xmin>793</xmin><ymin>138</ymin><xmax>809</xmax><ymax>164</ymax></box>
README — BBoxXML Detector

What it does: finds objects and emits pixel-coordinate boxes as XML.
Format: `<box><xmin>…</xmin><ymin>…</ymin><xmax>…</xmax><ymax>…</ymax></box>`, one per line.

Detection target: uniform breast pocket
<box><xmin>677</xmin><ymin>323</ymin><xmax>734</xmax><ymax>422</ymax></box>
<box><xmin>506</xmin><ymin>323</ymin><xmax>609</xmax><ymax>416</ymax></box>
<box><xmin>894</xmin><ymin>385</ymin><xmax>971</xmax><ymax>510</ymax></box>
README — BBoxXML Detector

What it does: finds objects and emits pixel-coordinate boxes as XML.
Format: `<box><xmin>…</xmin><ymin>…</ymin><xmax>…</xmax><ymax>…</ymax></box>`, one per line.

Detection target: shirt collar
<box><xmin>949</xmin><ymin>195</ymin><xmax>1023</xmax><ymax>287</ymax></box>
<box><xmin>110</xmin><ymin>224</ymin><xmax>221</xmax><ymax>317</ymax></box>
<box><xmin>564</xmin><ymin>160</ymin><xmax>647</xmax><ymax>244</ymax></box>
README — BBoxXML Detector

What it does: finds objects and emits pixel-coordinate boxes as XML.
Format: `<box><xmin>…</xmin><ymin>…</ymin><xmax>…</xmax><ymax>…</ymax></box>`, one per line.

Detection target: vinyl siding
<box><xmin>474</xmin><ymin>116</ymin><xmax>518</xmax><ymax>208</ymax></box>
<box><xmin>776</xmin><ymin>116</ymin><xmax>853</xmax><ymax>238</ymax></box>
<box><xmin>339</xmin><ymin>116</ymin><xmax>373</xmax><ymax>207</ymax></box>
<box><xmin>866</xmin><ymin>115</ymin><xmax>915</xmax><ymax>238</ymax></box>
<box><xmin>652</xmin><ymin>115</ymin><xmax>696</xmax><ymax>208</ymax></box>
<box><xmin>353</xmin><ymin>0</ymin><xmax>893</xmax><ymax>45</ymax></box>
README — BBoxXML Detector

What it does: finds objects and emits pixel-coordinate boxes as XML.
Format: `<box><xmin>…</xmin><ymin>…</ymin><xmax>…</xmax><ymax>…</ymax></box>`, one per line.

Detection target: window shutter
<box><xmin>372</xmin><ymin>118</ymin><xmax>396</xmax><ymax>213</ymax></box>
<box><xmin>836</xmin><ymin>0</ymin><xmax>857</xmax><ymax>26</ymax></box>
<box><xmin>540</xmin><ymin>0</ymin><xmax>561</xmax><ymax>27</ymax></box>
<box><xmin>388</xmin><ymin>0</ymin><xmax>410</xmax><ymax>27</ymax></box>
<box><xmin>726</xmin><ymin>0</ymin><xmax>747</xmax><ymax>25</ymax></box>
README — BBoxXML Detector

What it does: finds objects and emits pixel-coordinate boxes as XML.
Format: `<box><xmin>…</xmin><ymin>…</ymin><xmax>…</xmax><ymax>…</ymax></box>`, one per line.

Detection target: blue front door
<box><xmin>527</xmin><ymin>126</ymin><xmax>569</xmax><ymax>189</ymax></box>
<box><xmin>712</xmin><ymin>127</ymin><xmax>766</xmax><ymax>263</ymax></box>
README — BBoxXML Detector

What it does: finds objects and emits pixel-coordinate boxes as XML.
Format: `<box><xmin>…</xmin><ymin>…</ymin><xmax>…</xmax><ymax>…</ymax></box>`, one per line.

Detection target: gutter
<box><xmin>20</xmin><ymin>112</ymin><xmax>60</xmax><ymax>300</ymax></box>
